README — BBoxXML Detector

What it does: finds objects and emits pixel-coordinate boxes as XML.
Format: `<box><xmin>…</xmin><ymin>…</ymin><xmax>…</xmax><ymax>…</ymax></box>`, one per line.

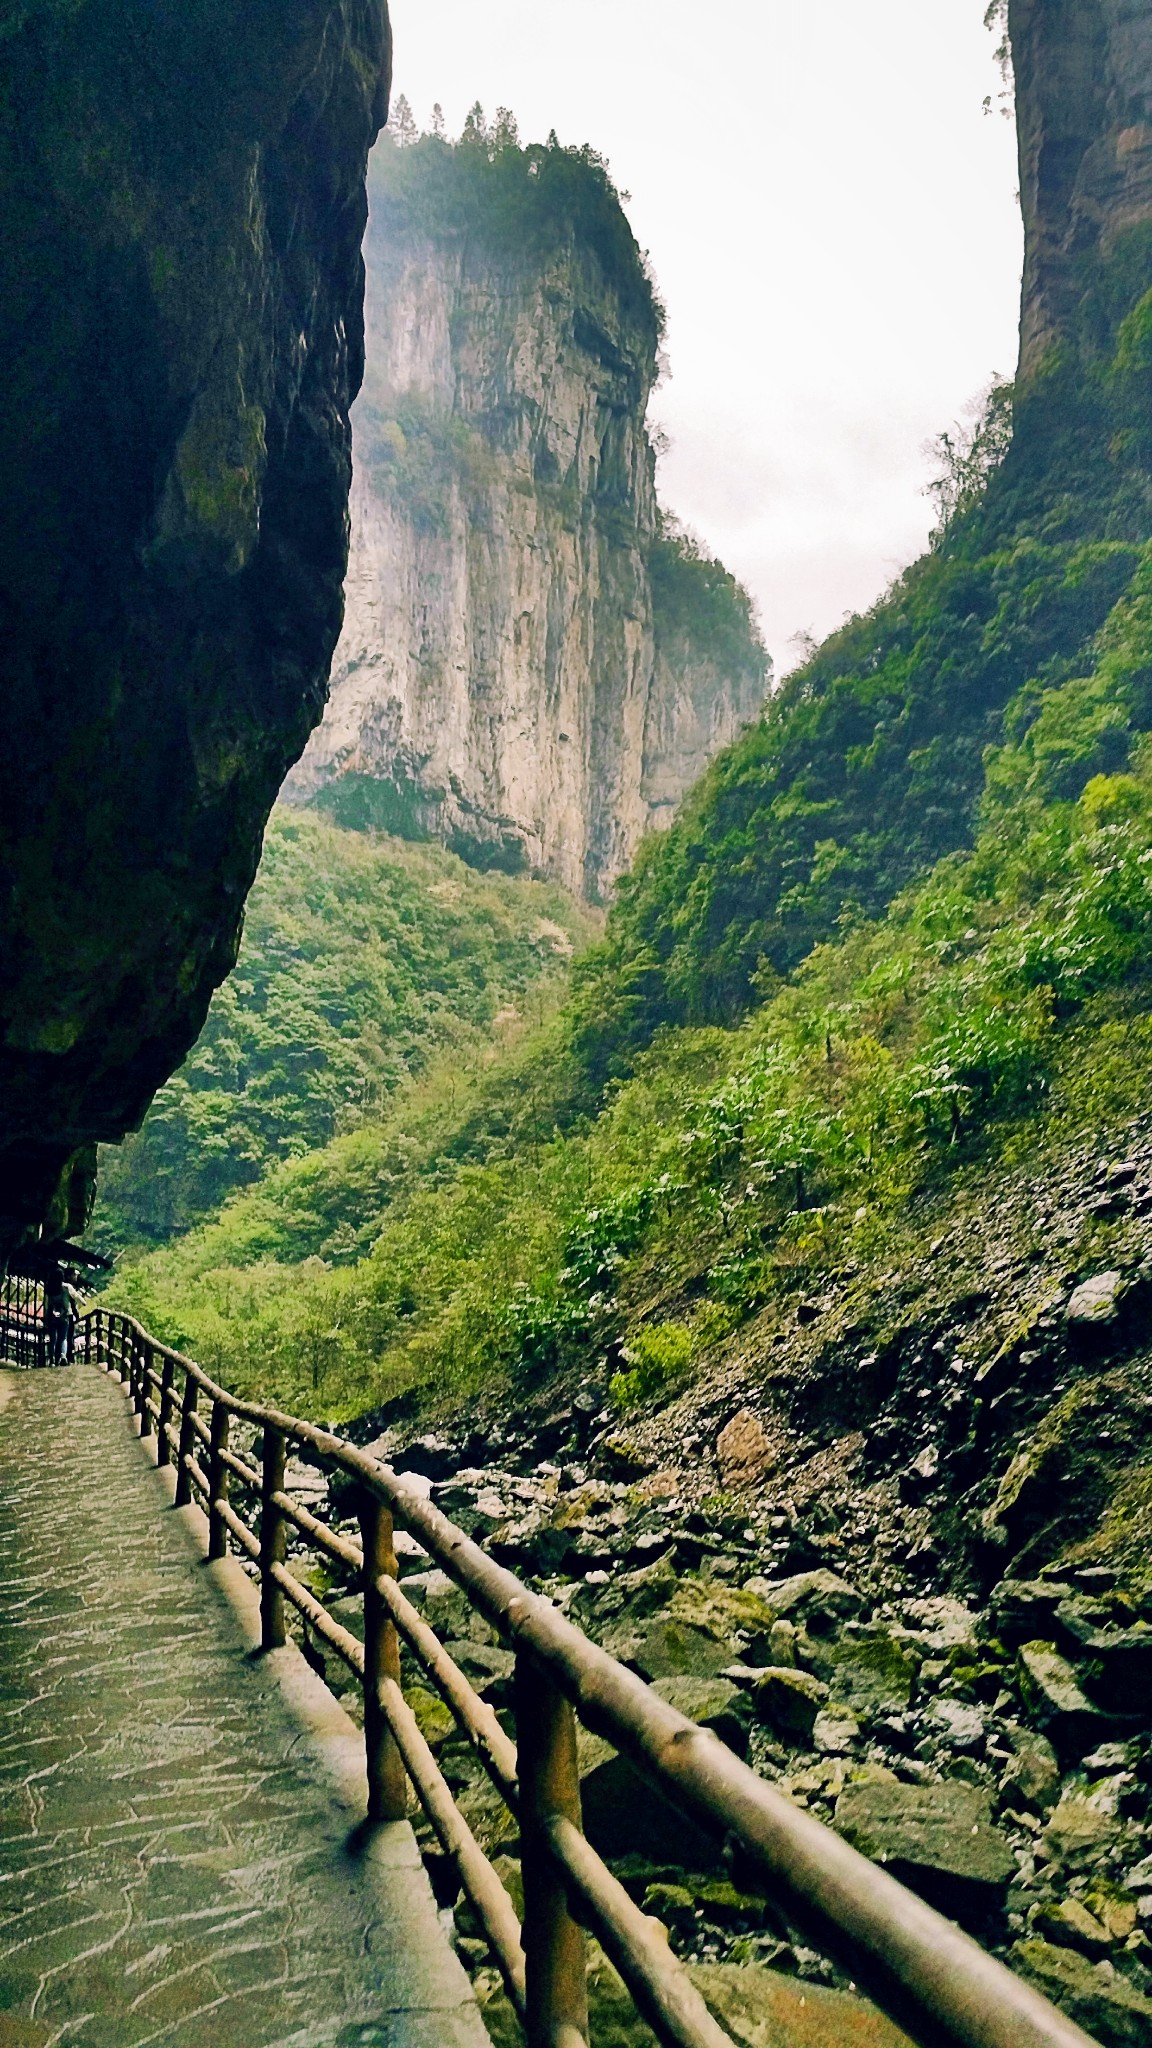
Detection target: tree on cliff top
<box><xmin>368</xmin><ymin>114</ymin><xmax>664</xmax><ymax>342</ymax></box>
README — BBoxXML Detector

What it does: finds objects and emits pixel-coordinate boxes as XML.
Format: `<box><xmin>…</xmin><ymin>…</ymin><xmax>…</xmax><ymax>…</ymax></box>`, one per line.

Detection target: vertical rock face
<box><xmin>286</xmin><ymin>136</ymin><xmax>767</xmax><ymax>899</ymax></box>
<box><xmin>1012</xmin><ymin>0</ymin><xmax>1152</xmax><ymax>379</ymax></box>
<box><xmin>0</xmin><ymin>0</ymin><xmax>390</xmax><ymax>1242</ymax></box>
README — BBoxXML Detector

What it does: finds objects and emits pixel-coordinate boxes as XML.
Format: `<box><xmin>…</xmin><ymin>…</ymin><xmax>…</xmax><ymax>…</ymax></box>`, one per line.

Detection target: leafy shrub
<box><xmin>610</xmin><ymin>1322</ymin><xmax>694</xmax><ymax>1413</ymax></box>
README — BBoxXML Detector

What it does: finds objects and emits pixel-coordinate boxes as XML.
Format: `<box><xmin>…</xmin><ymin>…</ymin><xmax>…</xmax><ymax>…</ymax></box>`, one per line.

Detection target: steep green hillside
<box><xmin>105</xmin><ymin>66</ymin><xmax>1152</xmax><ymax>1448</ymax></box>
<box><xmin>571</xmin><ymin>230</ymin><xmax>1152</xmax><ymax>1078</ymax></box>
<box><xmin>96</xmin><ymin>811</ymin><xmax>597</xmax><ymax>1249</ymax></box>
<box><xmin>109</xmin><ymin>639</ymin><xmax>1152</xmax><ymax>1419</ymax></box>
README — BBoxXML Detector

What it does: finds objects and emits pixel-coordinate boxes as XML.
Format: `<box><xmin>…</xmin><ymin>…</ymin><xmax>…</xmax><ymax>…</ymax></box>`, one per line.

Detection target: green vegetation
<box><xmin>649</xmin><ymin>516</ymin><xmax>768</xmax><ymax>700</ymax></box>
<box><xmin>561</xmin><ymin>223</ymin><xmax>1152</xmax><ymax>1082</ymax></box>
<box><xmin>105</xmin><ymin>718</ymin><xmax>1152</xmax><ymax>1420</ymax></box>
<box><xmin>96</xmin><ymin>812</ymin><xmax>596</xmax><ymax>1249</ymax></box>
<box><xmin>367</xmin><ymin>111</ymin><xmax>663</xmax><ymax>343</ymax></box>
<box><xmin>99</xmin><ymin>206</ymin><xmax>1152</xmax><ymax>1438</ymax></box>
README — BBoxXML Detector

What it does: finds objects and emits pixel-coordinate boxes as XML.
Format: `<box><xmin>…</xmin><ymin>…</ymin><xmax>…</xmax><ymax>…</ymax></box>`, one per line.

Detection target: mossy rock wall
<box><xmin>0</xmin><ymin>0</ymin><xmax>390</xmax><ymax>1242</ymax></box>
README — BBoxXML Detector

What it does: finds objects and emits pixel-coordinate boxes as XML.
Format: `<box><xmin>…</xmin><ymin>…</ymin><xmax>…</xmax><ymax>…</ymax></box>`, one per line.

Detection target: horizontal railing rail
<box><xmin>76</xmin><ymin>1306</ymin><xmax>1097</xmax><ymax>2048</ymax></box>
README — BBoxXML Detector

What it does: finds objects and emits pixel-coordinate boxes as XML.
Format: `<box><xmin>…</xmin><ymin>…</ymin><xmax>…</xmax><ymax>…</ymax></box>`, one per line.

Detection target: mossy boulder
<box><xmin>1011</xmin><ymin>1939</ymin><xmax>1152</xmax><ymax>2046</ymax></box>
<box><xmin>982</xmin><ymin>1375</ymin><xmax>1152</xmax><ymax>1575</ymax></box>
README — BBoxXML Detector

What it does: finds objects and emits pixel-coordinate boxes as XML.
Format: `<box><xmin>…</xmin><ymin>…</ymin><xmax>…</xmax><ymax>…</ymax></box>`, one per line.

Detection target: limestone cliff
<box><xmin>286</xmin><ymin>132</ymin><xmax>767</xmax><ymax>899</ymax></box>
<box><xmin>1011</xmin><ymin>0</ymin><xmax>1152</xmax><ymax>380</ymax></box>
<box><xmin>0</xmin><ymin>0</ymin><xmax>390</xmax><ymax>1245</ymax></box>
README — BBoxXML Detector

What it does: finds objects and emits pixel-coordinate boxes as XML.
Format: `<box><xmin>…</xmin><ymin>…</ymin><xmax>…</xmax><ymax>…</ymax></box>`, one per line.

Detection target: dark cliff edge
<box><xmin>0</xmin><ymin>0</ymin><xmax>391</xmax><ymax>1248</ymax></box>
<box><xmin>1012</xmin><ymin>0</ymin><xmax>1152</xmax><ymax>382</ymax></box>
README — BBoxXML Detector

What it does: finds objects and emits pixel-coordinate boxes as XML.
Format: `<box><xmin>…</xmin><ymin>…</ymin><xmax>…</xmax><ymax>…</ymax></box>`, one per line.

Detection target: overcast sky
<box><xmin>382</xmin><ymin>0</ymin><xmax>1023</xmax><ymax>675</ymax></box>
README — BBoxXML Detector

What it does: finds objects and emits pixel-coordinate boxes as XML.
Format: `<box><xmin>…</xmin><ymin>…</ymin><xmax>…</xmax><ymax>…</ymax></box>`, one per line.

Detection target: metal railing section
<box><xmin>78</xmin><ymin>1307</ymin><xmax>1098</xmax><ymax>2048</ymax></box>
<box><xmin>0</xmin><ymin>1274</ymin><xmax>47</xmax><ymax>1368</ymax></box>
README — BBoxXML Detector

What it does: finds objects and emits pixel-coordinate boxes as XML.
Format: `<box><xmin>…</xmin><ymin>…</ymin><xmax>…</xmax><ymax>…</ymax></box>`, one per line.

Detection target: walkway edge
<box><xmin>110</xmin><ymin>1367</ymin><xmax>493</xmax><ymax>2043</ymax></box>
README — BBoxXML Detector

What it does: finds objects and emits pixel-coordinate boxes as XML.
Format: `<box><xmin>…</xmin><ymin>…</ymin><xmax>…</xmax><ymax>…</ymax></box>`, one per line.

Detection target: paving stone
<box><xmin>0</xmin><ymin>1365</ymin><xmax>487</xmax><ymax>2048</ymax></box>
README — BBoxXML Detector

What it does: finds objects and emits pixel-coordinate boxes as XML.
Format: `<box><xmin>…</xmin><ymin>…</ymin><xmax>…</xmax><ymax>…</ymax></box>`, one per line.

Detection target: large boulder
<box><xmin>0</xmin><ymin>0</ymin><xmax>390</xmax><ymax>1243</ymax></box>
<box><xmin>1011</xmin><ymin>1939</ymin><xmax>1152</xmax><ymax>2048</ymax></box>
<box><xmin>981</xmin><ymin>1377</ymin><xmax>1151</xmax><ymax>1572</ymax></box>
<box><xmin>833</xmin><ymin>1778</ymin><xmax>1015</xmax><ymax>1922</ymax></box>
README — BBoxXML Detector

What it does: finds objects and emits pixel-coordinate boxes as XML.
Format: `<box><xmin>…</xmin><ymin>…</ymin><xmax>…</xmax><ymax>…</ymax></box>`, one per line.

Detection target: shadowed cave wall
<box><xmin>0</xmin><ymin>0</ymin><xmax>391</xmax><ymax>1247</ymax></box>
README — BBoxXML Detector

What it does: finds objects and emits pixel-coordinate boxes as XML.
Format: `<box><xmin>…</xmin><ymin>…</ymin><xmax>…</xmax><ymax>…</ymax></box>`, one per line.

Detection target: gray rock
<box><xmin>443</xmin><ymin>1640</ymin><xmax>515</xmax><ymax>1698</ymax></box>
<box><xmin>813</xmin><ymin>1707</ymin><xmax>861</xmax><ymax>1755</ymax></box>
<box><xmin>1032</xmin><ymin>1898</ymin><xmax>1112</xmax><ymax>1957</ymax></box>
<box><xmin>753</xmin><ymin>1569</ymin><xmax>863</xmax><ymax>1630</ymax></box>
<box><xmin>753</xmin><ymin>1667</ymin><xmax>829</xmax><ymax>1744</ymax></box>
<box><xmin>1065</xmin><ymin>1272</ymin><xmax>1126</xmax><ymax>1324</ymax></box>
<box><xmin>1018</xmin><ymin>1641</ymin><xmax>1107</xmax><ymax>1754</ymax></box>
<box><xmin>1042</xmin><ymin>1798</ymin><xmax>1120</xmax><ymax>1870</ymax></box>
<box><xmin>990</xmin><ymin>1578</ymin><xmax>1075</xmax><ymax>1643</ymax></box>
<box><xmin>626</xmin><ymin>1617</ymin><xmax>738</xmax><ymax>1682</ymax></box>
<box><xmin>581</xmin><ymin>1552</ymin><xmax>678</xmax><ymax>1626</ymax></box>
<box><xmin>1012</xmin><ymin>1940</ymin><xmax>1152</xmax><ymax>2046</ymax></box>
<box><xmin>829</xmin><ymin>1625</ymin><xmax>918</xmax><ymax>1715</ymax></box>
<box><xmin>1054</xmin><ymin>1601</ymin><xmax>1152</xmax><ymax>1714</ymax></box>
<box><xmin>926</xmin><ymin>1699</ymin><xmax>985</xmax><ymax>1754</ymax></box>
<box><xmin>1001</xmin><ymin>1723</ymin><xmax>1061</xmax><ymax>1809</ymax></box>
<box><xmin>834</xmin><ymin>1778</ymin><xmax>1015</xmax><ymax>1918</ymax></box>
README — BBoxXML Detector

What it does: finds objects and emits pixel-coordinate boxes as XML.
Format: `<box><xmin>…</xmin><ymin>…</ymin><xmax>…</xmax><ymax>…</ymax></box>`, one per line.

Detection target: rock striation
<box><xmin>285</xmin><ymin>132</ymin><xmax>767</xmax><ymax>899</ymax></box>
<box><xmin>0</xmin><ymin>0</ymin><xmax>391</xmax><ymax>1244</ymax></box>
<box><xmin>1012</xmin><ymin>0</ymin><xmax>1152</xmax><ymax>379</ymax></box>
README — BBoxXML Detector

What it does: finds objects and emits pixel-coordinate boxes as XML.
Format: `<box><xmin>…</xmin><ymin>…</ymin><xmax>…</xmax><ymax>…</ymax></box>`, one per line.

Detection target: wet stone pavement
<box><xmin>0</xmin><ymin>1365</ymin><xmax>485</xmax><ymax>2048</ymax></box>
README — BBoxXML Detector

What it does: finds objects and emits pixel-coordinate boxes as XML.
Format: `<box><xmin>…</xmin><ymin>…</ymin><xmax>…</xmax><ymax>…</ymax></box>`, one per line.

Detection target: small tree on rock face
<box><xmin>390</xmin><ymin>92</ymin><xmax>418</xmax><ymax>147</ymax></box>
<box><xmin>492</xmin><ymin>106</ymin><xmax>520</xmax><ymax>152</ymax></box>
<box><xmin>461</xmin><ymin>101</ymin><xmax>488</xmax><ymax>149</ymax></box>
<box><xmin>983</xmin><ymin>0</ymin><xmax>1013</xmax><ymax>118</ymax></box>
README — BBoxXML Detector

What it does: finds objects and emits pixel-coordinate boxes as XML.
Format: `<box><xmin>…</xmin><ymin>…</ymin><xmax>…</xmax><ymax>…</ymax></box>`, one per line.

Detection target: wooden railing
<box><xmin>76</xmin><ymin>1307</ymin><xmax>1095</xmax><ymax>2048</ymax></box>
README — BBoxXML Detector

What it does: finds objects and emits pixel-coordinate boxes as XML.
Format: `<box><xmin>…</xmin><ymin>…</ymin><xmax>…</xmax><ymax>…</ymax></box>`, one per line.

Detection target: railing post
<box><xmin>358</xmin><ymin>1491</ymin><xmax>408</xmax><ymax>1823</ymax></box>
<box><xmin>260</xmin><ymin>1426</ymin><xmax>287</xmax><ymax>1650</ymax></box>
<box><xmin>156</xmin><ymin>1354</ymin><xmax>175</xmax><ymax>1466</ymax></box>
<box><xmin>137</xmin><ymin>1340</ymin><xmax>153</xmax><ymax>1440</ymax></box>
<box><xmin>118</xmin><ymin>1321</ymin><xmax>131</xmax><ymax>1387</ymax></box>
<box><xmin>516</xmin><ymin>1654</ymin><xmax>589</xmax><ymax>2048</ymax></box>
<box><xmin>174</xmin><ymin>1375</ymin><xmax>198</xmax><ymax>1507</ymax></box>
<box><xmin>134</xmin><ymin>1333</ymin><xmax>148</xmax><ymax>1427</ymax></box>
<box><xmin>207</xmin><ymin>1402</ymin><xmax>230</xmax><ymax>1561</ymax></box>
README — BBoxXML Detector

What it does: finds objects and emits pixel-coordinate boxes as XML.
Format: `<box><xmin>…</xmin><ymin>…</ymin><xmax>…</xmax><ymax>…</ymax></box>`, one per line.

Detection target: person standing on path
<box><xmin>43</xmin><ymin>1265</ymin><xmax>80</xmax><ymax>1365</ymax></box>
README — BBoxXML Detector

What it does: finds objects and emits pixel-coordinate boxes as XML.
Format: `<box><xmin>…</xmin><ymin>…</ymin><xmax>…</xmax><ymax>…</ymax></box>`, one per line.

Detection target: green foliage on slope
<box><xmin>567</xmin><ymin>229</ymin><xmax>1152</xmax><ymax>1082</ymax></box>
<box><xmin>649</xmin><ymin>516</ymin><xmax>768</xmax><ymax>698</ymax></box>
<box><xmin>95</xmin><ymin>812</ymin><xmax>597</xmax><ymax>1249</ymax></box>
<box><xmin>101</xmin><ymin>224</ymin><xmax>1152</xmax><ymax>1427</ymax></box>
<box><xmin>107</xmin><ymin>701</ymin><xmax>1152</xmax><ymax>1419</ymax></box>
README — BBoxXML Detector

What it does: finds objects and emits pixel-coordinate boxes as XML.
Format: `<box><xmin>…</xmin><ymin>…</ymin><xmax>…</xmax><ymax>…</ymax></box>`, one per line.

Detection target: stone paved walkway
<box><xmin>0</xmin><ymin>1364</ymin><xmax>488</xmax><ymax>2048</ymax></box>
